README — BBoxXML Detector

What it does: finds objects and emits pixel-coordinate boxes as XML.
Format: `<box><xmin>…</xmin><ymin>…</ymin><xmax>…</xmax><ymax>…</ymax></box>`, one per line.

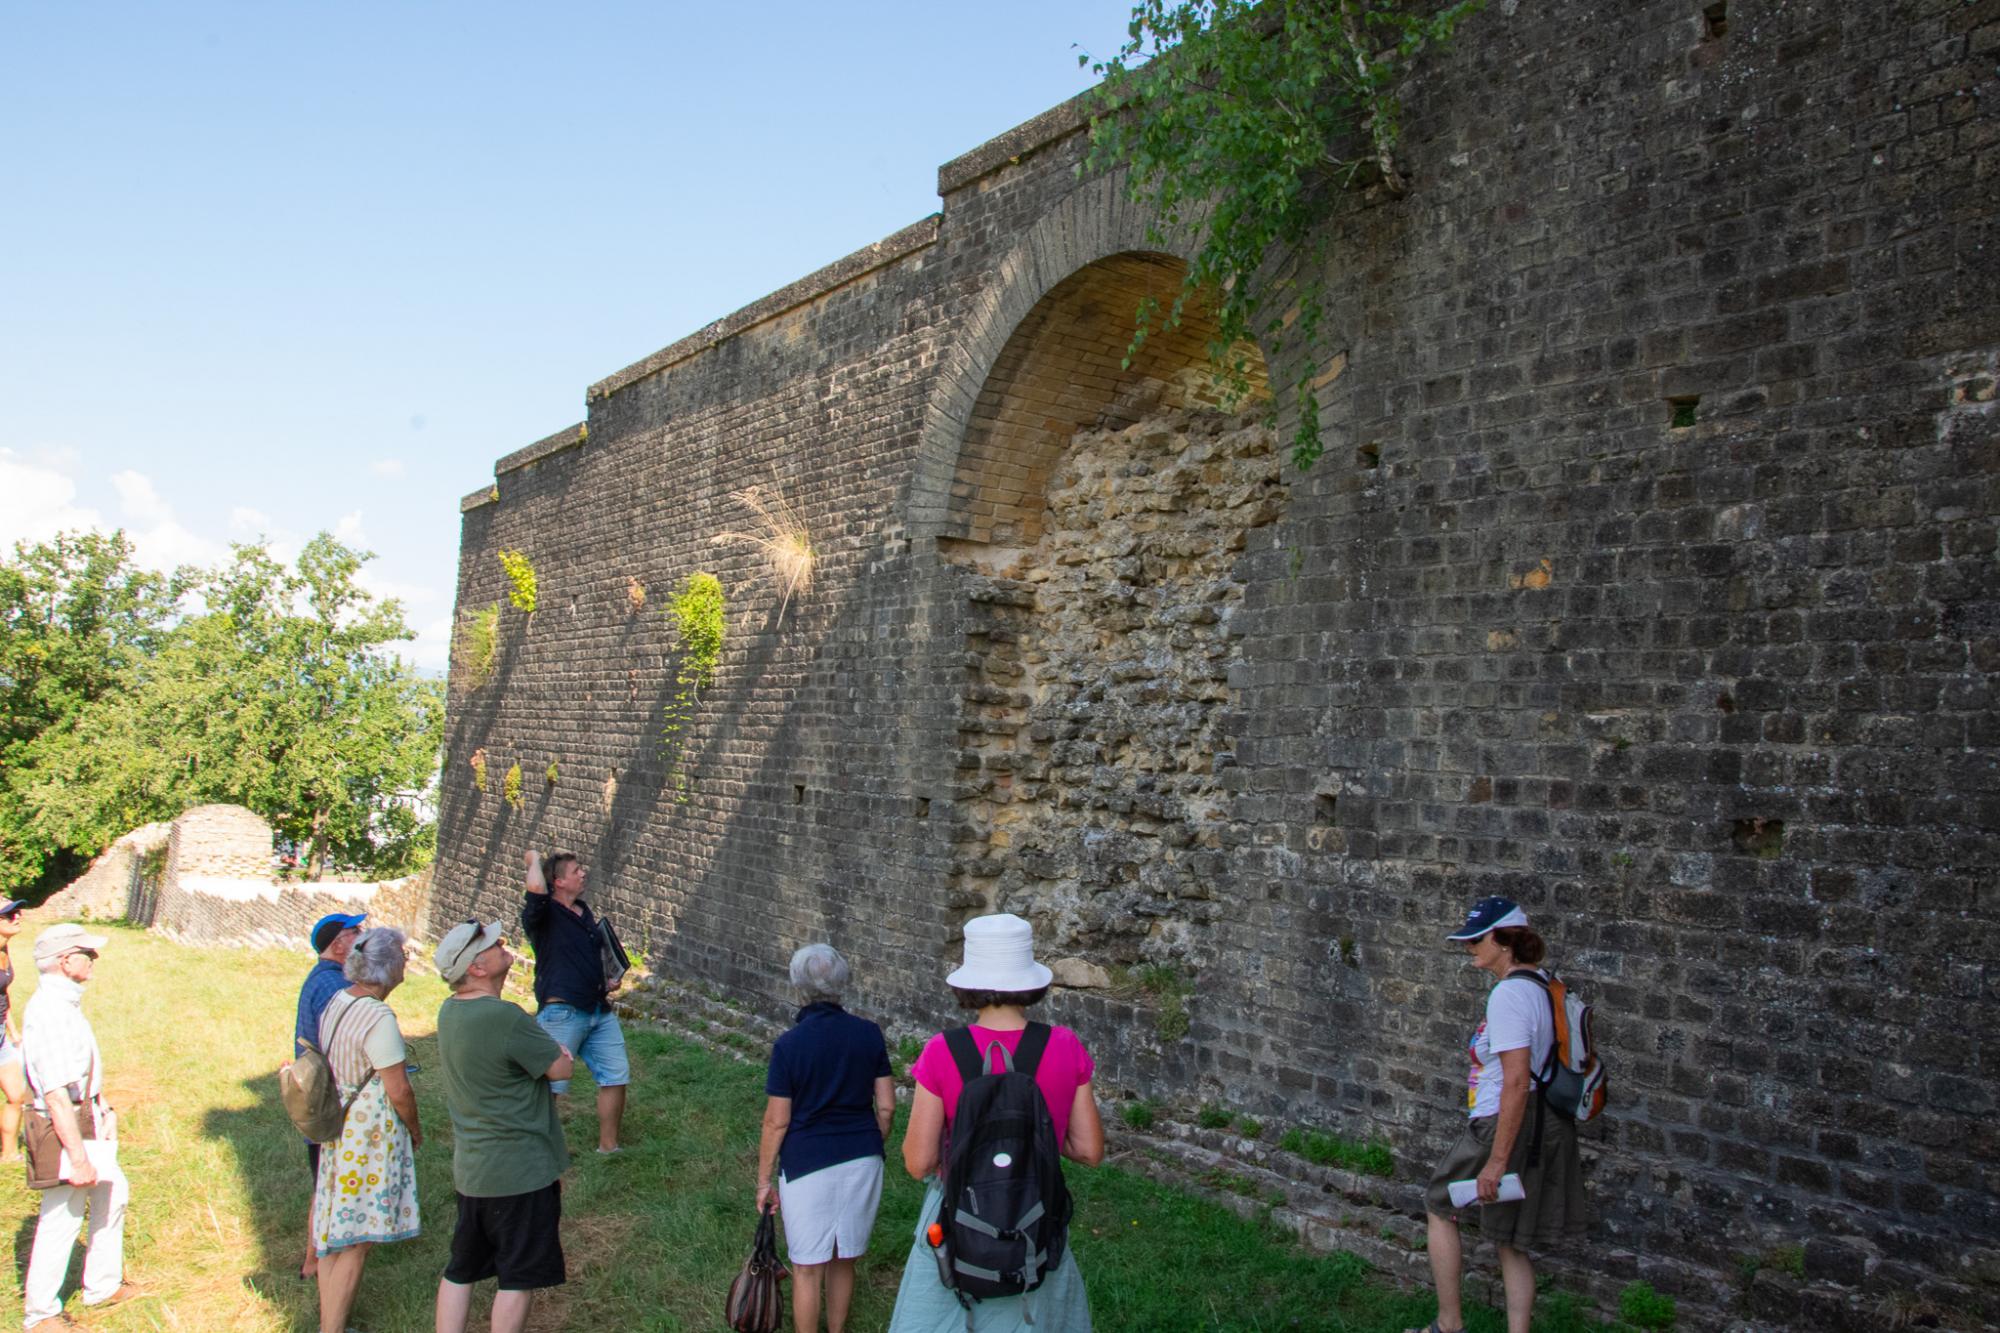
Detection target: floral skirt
<box><xmin>312</xmin><ymin>1077</ymin><xmax>419</xmax><ymax>1256</ymax></box>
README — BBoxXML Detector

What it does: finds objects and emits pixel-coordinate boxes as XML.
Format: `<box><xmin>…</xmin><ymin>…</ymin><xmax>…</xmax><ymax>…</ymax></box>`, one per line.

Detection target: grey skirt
<box><xmin>1423</xmin><ymin>1109</ymin><xmax>1586</xmax><ymax>1248</ymax></box>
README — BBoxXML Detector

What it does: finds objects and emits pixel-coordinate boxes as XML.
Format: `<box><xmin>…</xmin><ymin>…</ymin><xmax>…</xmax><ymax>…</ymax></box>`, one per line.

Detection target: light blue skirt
<box><xmin>886</xmin><ymin>1179</ymin><xmax>1091</xmax><ymax>1333</ymax></box>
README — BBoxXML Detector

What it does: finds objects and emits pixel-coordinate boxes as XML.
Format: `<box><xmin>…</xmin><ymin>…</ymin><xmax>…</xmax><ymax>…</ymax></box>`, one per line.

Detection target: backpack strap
<box><xmin>1013</xmin><ymin>1022</ymin><xmax>1053</xmax><ymax>1077</ymax></box>
<box><xmin>1500</xmin><ymin>970</ymin><xmax>1552</xmax><ymax>1167</ymax></box>
<box><xmin>944</xmin><ymin>1026</ymin><xmax>983</xmax><ymax>1083</ymax></box>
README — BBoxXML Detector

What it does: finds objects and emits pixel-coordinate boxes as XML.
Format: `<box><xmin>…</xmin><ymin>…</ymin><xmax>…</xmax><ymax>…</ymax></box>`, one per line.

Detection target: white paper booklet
<box><xmin>1448</xmin><ymin>1172</ymin><xmax>1526</xmax><ymax>1208</ymax></box>
<box><xmin>56</xmin><ymin>1138</ymin><xmax>121</xmax><ymax>1184</ymax></box>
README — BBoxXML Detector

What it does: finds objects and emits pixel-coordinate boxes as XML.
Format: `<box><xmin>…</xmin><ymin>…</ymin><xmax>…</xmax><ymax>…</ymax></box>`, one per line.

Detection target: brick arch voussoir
<box><xmin>905</xmin><ymin>172</ymin><xmax>1201</xmax><ymax>544</ymax></box>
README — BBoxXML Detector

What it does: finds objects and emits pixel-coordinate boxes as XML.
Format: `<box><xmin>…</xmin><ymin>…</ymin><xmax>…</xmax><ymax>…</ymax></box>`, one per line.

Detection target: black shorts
<box><xmin>444</xmin><ymin>1181</ymin><xmax>565</xmax><ymax>1291</ymax></box>
<box><xmin>307</xmin><ymin>1142</ymin><xmax>320</xmax><ymax>1177</ymax></box>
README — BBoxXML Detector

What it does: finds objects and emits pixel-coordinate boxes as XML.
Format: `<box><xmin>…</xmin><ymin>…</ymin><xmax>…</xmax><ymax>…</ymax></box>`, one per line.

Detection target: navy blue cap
<box><xmin>0</xmin><ymin>899</ymin><xmax>23</xmax><ymax>916</ymax></box>
<box><xmin>1447</xmin><ymin>897</ymin><xmax>1528</xmax><ymax>941</ymax></box>
<box><xmin>310</xmin><ymin>912</ymin><xmax>366</xmax><ymax>952</ymax></box>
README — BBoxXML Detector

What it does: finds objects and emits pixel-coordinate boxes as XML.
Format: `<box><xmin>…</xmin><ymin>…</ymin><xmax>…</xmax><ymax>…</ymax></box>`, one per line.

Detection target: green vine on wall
<box><xmin>660</xmin><ymin>572</ymin><xmax>726</xmax><ymax>801</ymax></box>
<box><xmin>453</xmin><ymin>602</ymin><xmax>501</xmax><ymax>688</ymax></box>
<box><xmin>1083</xmin><ymin>0</ymin><xmax>1481</xmax><ymax>468</ymax></box>
<box><xmin>503</xmin><ymin>761</ymin><xmax>524</xmax><ymax>809</ymax></box>
<box><xmin>498</xmin><ymin>549</ymin><xmax>538</xmax><ymax>613</ymax></box>
<box><xmin>469</xmin><ymin>746</ymin><xmax>489</xmax><ymax>792</ymax></box>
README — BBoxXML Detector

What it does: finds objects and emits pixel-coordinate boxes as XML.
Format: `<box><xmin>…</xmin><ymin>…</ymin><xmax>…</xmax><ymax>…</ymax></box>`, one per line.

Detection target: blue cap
<box><xmin>310</xmin><ymin>912</ymin><xmax>366</xmax><ymax>952</ymax></box>
<box><xmin>0</xmin><ymin>899</ymin><xmax>24</xmax><ymax>916</ymax></box>
<box><xmin>1447</xmin><ymin>897</ymin><xmax>1528</xmax><ymax>941</ymax></box>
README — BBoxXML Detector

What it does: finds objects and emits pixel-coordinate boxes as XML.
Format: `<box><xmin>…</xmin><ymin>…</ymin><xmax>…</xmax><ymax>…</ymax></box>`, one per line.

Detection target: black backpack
<box><xmin>929</xmin><ymin>1023</ymin><xmax>1073</xmax><ymax>1313</ymax></box>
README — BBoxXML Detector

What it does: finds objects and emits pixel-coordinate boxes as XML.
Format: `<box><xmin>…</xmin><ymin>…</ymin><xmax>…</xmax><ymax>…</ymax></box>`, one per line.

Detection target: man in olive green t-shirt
<box><xmin>431</xmin><ymin>921</ymin><xmax>574</xmax><ymax>1333</ymax></box>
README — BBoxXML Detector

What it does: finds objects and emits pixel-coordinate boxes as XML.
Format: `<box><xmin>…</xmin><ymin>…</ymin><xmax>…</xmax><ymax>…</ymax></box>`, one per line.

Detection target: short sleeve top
<box><xmin>765</xmin><ymin>1002</ymin><xmax>893</xmax><ymax>1181</ymax></box>
<box><xmin>317</xmin><ymin>991</ymin><xmax>407</xmax><ymax>1089</ymax></box>
<box><xmin>911</xmin><ymin>1023</ymin><xmax>1095</xmax><ymax>1148</ymax></box>
<box><xmin>436</xmin><ymin>994</ymin><xmax>569</xmax><ymax>1197</ymax></box>
<box><xmin>1467</xmin><ymin>970</ymin><xmax>1555</xmax><ymax>1119</ymax></box>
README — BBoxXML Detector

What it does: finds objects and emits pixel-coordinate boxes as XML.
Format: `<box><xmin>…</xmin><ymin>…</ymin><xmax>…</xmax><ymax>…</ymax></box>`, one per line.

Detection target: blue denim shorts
<box><xmin>535</xmin><ymin>1003</ymin><xmax>630</xmax><ymax>1093</ymax></box>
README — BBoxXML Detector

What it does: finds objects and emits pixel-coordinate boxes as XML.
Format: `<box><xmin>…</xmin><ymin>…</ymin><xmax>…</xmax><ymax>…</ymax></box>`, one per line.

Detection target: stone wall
<box><xmin>36</xmin><ymin>822</ymin><xmax>170</xmax><ymax>922</ymax></box>
<box><xmin>42</xmin><ymin>805</ymin><xmax>435</xmax><ymax>951</ymax></box>
<box><xmin>435</xmin><ymin>3</ymin><xmax>1999</xmax><ymax>1327</ymax></box>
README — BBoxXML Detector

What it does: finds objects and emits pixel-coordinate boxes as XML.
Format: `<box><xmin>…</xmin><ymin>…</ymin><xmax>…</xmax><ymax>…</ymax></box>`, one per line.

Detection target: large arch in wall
<box><xmin>906</xmin><ymin>172</ymin><xmax>1270</xmax><ymax>546</ymax></box>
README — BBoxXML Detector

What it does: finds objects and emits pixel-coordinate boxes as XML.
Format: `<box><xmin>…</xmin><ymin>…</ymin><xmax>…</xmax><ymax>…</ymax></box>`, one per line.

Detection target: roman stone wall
<box><xmin>436</xmin><ymin>2</ymin><xmax>1999</xmax><ymax>1326</ymax></box>
<box><xmin>41</xmin><ymin>805</ymin><xmax>435</xmax><ymax>950</ymax></box>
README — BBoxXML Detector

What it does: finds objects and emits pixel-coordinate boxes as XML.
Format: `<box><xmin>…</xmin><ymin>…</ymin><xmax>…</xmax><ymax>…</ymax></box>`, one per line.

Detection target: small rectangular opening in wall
<box><xmin>1356</xmin><ymin>442</ymin><xmax>1381</xmax><ymax>470</ymax></box>
<box><xmin>1702</xmin><ymin>2</ymin><xmax>1727</xmax><ymax>39</ymax></box>
<box><xmin>1314</xmin><ymin>792</ymin><xmax>1339</xmax><ymax>824</ymax></box>
<box><xmin>793</xmin><ymin>784</ymin><xmax>806</xmax><ymax>805</ymax></box>
<box><xmin>915</xmin><ymin>797</ymin><xmax>931</xmax><ymax>819</ymax></box>
<box><xmin>1731</xmin><ymin>817</ymin><xmax>1783</xmax><ymax>858</ymax></box>
<box><xmin>1669</xmin><ymin>395</ymin><xmax>1701</xmax><ymax>428</ymax></box>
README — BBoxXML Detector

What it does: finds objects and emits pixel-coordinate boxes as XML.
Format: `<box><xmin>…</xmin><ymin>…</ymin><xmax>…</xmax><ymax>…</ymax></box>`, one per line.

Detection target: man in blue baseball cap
<box><xmin>292</xmin><ymin>911</ymin><xmax>363</xmax><ymax>1278</ymax></box>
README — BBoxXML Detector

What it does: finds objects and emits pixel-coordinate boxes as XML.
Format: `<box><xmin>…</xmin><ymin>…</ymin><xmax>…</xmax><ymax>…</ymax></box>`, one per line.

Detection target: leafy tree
<box><xmin>0</xmin><ymin>532</ymin><xmax>190</xmax><ymax>888</ymax></box>
<box><xmin>2</xmin><ymin>533</ymin><xmax>443</xmax><ymax>890</ymax></box>
<box><xmin>1083</xmin><ymin>0</ymin><xmax>1481</xmax><ymax>467</ymax></box>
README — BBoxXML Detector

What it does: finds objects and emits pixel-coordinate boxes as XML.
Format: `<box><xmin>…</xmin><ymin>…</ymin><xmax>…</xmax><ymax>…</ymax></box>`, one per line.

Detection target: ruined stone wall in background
<box><xmin>41</xmin><ymin>804</ymin><xmax>434</xmax><ymax>950</ymax></box>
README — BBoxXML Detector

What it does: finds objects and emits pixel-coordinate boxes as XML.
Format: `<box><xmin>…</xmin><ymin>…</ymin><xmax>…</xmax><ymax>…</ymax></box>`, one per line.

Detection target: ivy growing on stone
<box><xmin>498</xmin><ymin>549</ymin><xmax>538</xmax><ymax>613</ymax></box>
<box><xmin>1083</xmin><ymin>0</ymin><xmax>1481</xmax><ymax>468</ymax></box>
<box><xmin>453</xmin><ymin>602</ymin><xmax>501</xmax><ymax>688</ymax></box>
<box><xmin>469</xmin><ymin>746</ymin><xmax>488</xmax><ymax>792</ymax></box>
<box><xmin>502</xmin><ymin>761</ymin><xmax>523</xmax><ymax>809</ymax></box>
<box><xmin>660</xmin><ymin>572</ymin><xmax>726</xmax><ymax>800</ymax></box>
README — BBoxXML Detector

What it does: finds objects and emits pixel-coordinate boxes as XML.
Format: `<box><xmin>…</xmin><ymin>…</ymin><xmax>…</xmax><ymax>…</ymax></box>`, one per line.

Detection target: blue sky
<box><xmin>1</xmin><ymin>1</ymin><xmax>1135</xmax><ymax>669</ymax></box>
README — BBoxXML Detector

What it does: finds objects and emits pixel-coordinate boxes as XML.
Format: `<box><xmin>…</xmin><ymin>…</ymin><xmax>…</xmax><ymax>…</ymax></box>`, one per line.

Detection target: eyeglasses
<box><xmin>63</xmin><ymin>948</ymin><xmax>98</xmax><ymax>962</ymax></box>
<box><xmin>0</xmin><ymin>909</ymin><xmax>21</xmax><ymax>921</ymax></box>
<box><xmin>442</xmin><ymin>919</ymin><xmax>491</xmax><ymax>975</ymax></box>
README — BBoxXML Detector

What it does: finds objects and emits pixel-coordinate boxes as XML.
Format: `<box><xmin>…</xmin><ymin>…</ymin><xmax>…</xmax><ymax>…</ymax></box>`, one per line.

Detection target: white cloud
<box><xmin>109</xmin><ymin>470</ymin><xmax>171</xmax><ymax>524</ymax></box>
<box><xmin>0</xmin><ymin>448</ymin><xmax>105</xmax><ymax>552</ymax></box>
<box><xmin>368</xmin><ymin>459</ymin><xmax>406</xmax><ymax>478</ymax></box>
<box><xmin>407</xmin><ymin>615</ymin><xmax>453</xmax><ymax>676</ymax></box>
<box><xmin>107</xmin><ymin>468</ymin><xmax>228</xmax><ymax>571</ymax></box>
<box><xmin>229</xmin><ymin>506</ymin><xmax>272</xmax><ymax>535</ymax></box>
<box><xmin>334</xmin><ymin>510</ymin><xmax>369</xmax><ymax>547</ymax></box>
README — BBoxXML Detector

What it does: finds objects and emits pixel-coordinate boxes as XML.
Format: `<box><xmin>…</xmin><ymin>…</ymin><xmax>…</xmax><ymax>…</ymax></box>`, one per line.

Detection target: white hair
<box><xmin>345</xmin><ymin>927</ymin><xmax>408</xmax><ymax>988</ymax></box>
<box><xmin>789</xmin><ymin>943</ymin><xmax>850</xmax><ymax>1004</ymax></box>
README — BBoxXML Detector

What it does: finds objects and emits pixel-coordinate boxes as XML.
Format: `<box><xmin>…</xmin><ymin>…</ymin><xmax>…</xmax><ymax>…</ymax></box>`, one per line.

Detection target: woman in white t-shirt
<box><xmin>312</xmin><ymin>927</ymin><xmax>423</xmax><ymax>1333</ymax></box>
<box><xmin>1407</xmin><ymin>897</ymin><xmax>1585</xmax><ymax>1333</ymax></box>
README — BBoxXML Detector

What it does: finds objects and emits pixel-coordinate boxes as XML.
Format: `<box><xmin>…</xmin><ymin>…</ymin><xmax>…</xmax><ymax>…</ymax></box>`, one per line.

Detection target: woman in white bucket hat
<box><xmin>886</xmin><ymin>913</ymin><xmax>1103</xmax><ymax>1332</ymax></box>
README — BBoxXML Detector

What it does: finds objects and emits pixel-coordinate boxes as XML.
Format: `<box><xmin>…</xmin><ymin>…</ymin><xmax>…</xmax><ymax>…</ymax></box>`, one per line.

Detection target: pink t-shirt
<box><xmin>911</xmin><ymin>1024</ymin><xmax>1095</xmax><ymax>1148</ymax></box>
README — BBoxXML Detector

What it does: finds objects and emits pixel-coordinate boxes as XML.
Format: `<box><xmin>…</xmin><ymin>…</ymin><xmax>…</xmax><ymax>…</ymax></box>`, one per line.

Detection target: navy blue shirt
<box><xmin>295</xmin><ymin>958</ymin><xmax>348</xmax><ymax>1050</ymax></box>
<box><xmin>765</xmin><ymin>1003</ymin><xmax>892</xmax><ymax>1181</ymax></box>
<box><xmin>521</xmin><ymin>892</ymin><xmax>608</xmax><ymax>1013</ymax></box>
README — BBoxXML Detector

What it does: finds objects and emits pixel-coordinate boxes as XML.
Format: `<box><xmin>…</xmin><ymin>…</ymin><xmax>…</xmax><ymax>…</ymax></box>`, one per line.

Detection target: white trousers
<box><xmin>23</xmin><ymin>1164</ymin><xmax>127</xmax><ymax>1327</ymax></box>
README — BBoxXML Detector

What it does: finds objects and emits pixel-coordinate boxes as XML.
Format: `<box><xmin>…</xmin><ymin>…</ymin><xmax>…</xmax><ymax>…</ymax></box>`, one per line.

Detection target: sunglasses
<box><xmin>0</xmin><ymin>909</ymin><xmax>21</xmax><ymax>921</ymax></box>
<box><xmin>64</xmin><ymin>948</ymin><xmax>98</xmax><ymax>962</ymax></box>
<box><xmin>442</xmin><ymin>919</ymin><xmax>494</xmax><ymax>975</ymax></box>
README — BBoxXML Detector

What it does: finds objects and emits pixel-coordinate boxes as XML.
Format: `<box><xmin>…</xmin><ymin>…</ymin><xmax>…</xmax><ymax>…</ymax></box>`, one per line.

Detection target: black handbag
<box><xmin>723</xmin><ymin>1207</ymin><xmax>788</xmax><ymax>1333</ymax></box>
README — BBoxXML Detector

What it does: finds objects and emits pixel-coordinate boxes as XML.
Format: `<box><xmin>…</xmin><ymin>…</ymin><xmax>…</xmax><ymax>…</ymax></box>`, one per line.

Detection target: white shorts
<box><xmin>778</xmin><ymin>1155</ymin><xmax>884</xmax><ymax>1266</ymax></box>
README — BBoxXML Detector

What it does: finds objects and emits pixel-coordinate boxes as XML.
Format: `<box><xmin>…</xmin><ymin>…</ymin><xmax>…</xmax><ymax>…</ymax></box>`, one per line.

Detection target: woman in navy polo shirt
<box><xmin>756</xmin><ymin>944</ymin><xmax>896</xmax><ymax>1333</ymax></box>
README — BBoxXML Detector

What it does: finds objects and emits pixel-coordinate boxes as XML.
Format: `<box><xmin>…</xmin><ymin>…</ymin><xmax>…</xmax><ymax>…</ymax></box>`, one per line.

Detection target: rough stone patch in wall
<box><xmin>944</xmin><ymin>406</ymin><xmax>1285</xmax><ymax>969</ymax></box>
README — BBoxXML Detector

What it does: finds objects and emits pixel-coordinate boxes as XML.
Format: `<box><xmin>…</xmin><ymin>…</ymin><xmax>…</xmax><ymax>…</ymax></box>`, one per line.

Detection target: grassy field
<box><xmin>0</xmin><ymin>924</ymin><xmax>1608</xmax><ymax>1331</ymax></box>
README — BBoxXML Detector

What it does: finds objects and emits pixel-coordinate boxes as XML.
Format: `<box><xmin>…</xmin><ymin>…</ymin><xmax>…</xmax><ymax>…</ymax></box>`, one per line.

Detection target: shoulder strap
<box><xmin>1013</xmin><ymin>1022</ymin><xmax>1052</xmax><ymax>1077</ymax></box>
<box><xmin>944</xmin><ymin>1026</ymin><xmax>982</xmax><ymax>1083</ymax></box>
<box><xmin>1499</xmin><ymin>970</ymin><xmax>1560</xmax><ymax>1086</ymax></box>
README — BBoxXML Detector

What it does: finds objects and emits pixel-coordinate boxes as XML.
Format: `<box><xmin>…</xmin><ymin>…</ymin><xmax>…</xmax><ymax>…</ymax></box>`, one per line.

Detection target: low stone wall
<box><xmin>41</xmin><ymin>804</ymin><xmax>435</xmax><ymax>951</ymax></box>
<box><xmin>37</xmin><ymin>823</ymin><xmax>171</xmax><ymax>922</ymax></box>
<box><xmin>149</xmin><ymin>867</ymin><xmax>434</xmax><ymax>950</ymax></box>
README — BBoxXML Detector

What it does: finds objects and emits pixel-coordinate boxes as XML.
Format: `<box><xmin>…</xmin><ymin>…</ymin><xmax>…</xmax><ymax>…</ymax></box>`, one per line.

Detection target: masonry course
<box><xmin>436</xmin><ymin>3</ymin><xmax>1999</xmax><ymax>1326</ymax></box>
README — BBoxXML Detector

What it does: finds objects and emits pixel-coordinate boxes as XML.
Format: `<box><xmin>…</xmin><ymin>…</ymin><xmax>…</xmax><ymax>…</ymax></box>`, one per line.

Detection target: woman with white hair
<box><xmin>756</xmin><ymin>942</ymin><xmax>895</xmax><ymax>1333</ymax></box>
<box><xmin>311</xmin><ymin>926</ymin><xmax>422</xmax><ymax>1333</ymax></box>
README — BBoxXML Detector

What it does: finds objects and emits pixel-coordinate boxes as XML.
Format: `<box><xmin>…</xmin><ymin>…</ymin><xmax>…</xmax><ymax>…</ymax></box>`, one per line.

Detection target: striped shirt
<box><xmin>22</xmin><ymin>974</ymin><xmax>103</xmax><ymax>1110</ymax></box>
